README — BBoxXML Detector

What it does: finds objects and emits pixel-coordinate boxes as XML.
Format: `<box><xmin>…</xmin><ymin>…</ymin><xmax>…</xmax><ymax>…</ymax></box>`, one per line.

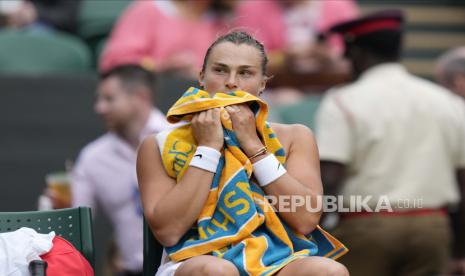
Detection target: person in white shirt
<box><xmin>51</xmin><ymin>64</ymin><xmax>172</xmax><ymax>276</ymax></box>
<box><xmin>316</xmin><ymin>10</ymin><xmax>465</xmax><ymax>276</ymax></box>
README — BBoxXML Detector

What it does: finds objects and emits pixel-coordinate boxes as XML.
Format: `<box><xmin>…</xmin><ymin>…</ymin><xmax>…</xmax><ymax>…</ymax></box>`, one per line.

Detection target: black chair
<box><xmin>143</xmin><ymin>219</ymin><xmax>164</xmax><ymax>276</ymax></box>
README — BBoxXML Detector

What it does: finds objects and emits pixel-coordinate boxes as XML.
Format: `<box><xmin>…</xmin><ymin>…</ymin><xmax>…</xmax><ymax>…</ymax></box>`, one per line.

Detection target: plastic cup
<box><xmin>45</xmin><ymin>171</ymin><xmax>71</xmax><ymax>207</ymax></box>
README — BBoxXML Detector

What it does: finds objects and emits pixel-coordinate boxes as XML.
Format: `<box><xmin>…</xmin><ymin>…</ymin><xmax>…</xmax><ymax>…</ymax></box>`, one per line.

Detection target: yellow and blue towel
<box><xmin>159</xmin><ymin>87</ymin><xmax>347</xmax><ymax>275</ymax></box>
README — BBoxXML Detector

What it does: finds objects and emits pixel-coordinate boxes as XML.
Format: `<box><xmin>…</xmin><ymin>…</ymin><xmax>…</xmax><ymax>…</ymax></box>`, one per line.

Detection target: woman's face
<box><xmin>199</xmin><ymin>42</ymin><xmax>267</xmax><ymax>96</ymax></box>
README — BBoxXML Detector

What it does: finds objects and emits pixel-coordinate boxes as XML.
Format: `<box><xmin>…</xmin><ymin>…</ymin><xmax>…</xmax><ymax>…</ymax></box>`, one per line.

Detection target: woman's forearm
<box><xmin>150</xmin><ymin>167</ymin><xmax>215</xmax><ymax>246</ymax></box>
<box><xmin>263</xmin><ymin>174</ymin><xmax>322</xmax><ymax>235</ymax></box>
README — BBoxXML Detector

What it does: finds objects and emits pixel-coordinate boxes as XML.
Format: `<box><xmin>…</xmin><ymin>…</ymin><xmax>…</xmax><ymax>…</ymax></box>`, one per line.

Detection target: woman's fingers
<box><xmin>212</xmin><ymin>108</ymin><xmax>221</xmax><ymax>122</ymax></box>
<box><xmin>191</xmin><ymin>108</ymin><xmax>224</xmax><ymax>151</ymax></box>
<box><xmin>226</xmin><ymin>104</ymin><xmax>254</xmax><ymax>124</ymax></box>
<box><xmin>194</xmin><ymin>108</ymin><xmax>222</xmax><ymax>123</ymax></box>
<box><xmin>225</xmin><ymin>106</ymin><xmax>238</xmax><ymax>118</ymax></box>
<box><xmin>198</xmin><ymin>110</ymin><xmax>206</xmax><ymax>121</ymax></box>
<box><xmin>226</xmin><ymin>104</ymin><xmax>250</xmax><ymax>115</ymax></box>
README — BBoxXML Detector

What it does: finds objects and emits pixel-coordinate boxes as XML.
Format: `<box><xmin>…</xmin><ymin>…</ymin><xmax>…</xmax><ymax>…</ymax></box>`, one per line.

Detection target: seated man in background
<box><xmin>49</xmin><ymin>64</ymin><xmax>173</xmax><ymax>276</ymax></box>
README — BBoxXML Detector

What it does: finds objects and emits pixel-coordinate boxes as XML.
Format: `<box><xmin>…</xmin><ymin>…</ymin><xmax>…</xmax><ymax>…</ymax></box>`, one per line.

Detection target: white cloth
<box><xmin>154</xmin><ymin>250</ymin><xmax>183</xmax><ymax>276</ymax></box>
<box><xmin>155</xmin><ymin>261</ymin><xmax>183</xmax><ymax>276</ymax></box>
<box><xmin>71</xmin><ymin>109</ymin><xmax>173</xmax><ymax>271</ymax></box>
<box><xmin>0</xmin><ymin>227</ymin><xmax>55</xmax><ymax>276</ymax></box>
<box><xmin>316</xmin><ymin>63</ymin><xmax>465</xmax><ymax>209</ymax></box>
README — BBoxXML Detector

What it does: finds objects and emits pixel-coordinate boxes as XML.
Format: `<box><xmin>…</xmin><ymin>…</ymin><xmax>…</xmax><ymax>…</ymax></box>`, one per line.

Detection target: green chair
<box><xmin>272</xmin><ymin>95</ymin><xmax>323</xmax><ymax>130</ymax></box>
<box><xmin>77</xmin><ymin>0</ymin><xmax>131</xmax><ymax>41</ymax></box>
<box><xmin>94</xmin><ymin>36</ymin><xmax>108</xmax><ymax>62</ymax></box>
<box><xmin>143</xmin><ymin>219</ymin><xmax>164</xmax><ymax>276</ymax></box>
<box><xmin>0</xmin><ymin>30</ymin><xmax>92</xmax><ymax>74</ymax></box>
<box><xmin>77</xmin><ymin>0</ymin><xmax>131</xmax><ymax>65</ymax></box>
<box><xmin>0</xmin><ymin>207</ymin><xmax>94</xmax><ymax>268</ymax></box>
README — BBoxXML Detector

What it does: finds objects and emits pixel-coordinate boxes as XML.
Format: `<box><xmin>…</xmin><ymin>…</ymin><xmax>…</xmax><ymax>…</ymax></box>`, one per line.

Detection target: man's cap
<box><xmin>329</xmin><ymin>10</ymin><xmax>404</xmax><ymax>41</ymax></box>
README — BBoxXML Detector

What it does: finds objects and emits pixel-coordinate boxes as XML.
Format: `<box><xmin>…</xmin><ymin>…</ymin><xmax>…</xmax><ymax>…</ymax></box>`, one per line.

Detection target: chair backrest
<box><xmin>143</xmin><ymin>219</ymin><xmax>164</xmax><ymax>276</ymax></box>
<box><xmin>77</xmin><ymin>0</ymin><xmax>131</xmax><ymax>40</ymax></box>
<box><xmin>274</xmin><ymin>95</ymin><xmax>323</xmax><ymax>130</ymax></box>
<box><xmin>0</xmin><ymin>30</ymin><xmax>92</xmax><ymax>74</ymax></box>
<box><xmin>0</xmin><ymin>207</ymin><xmax>94</xmax><ymax>268</ymax></box>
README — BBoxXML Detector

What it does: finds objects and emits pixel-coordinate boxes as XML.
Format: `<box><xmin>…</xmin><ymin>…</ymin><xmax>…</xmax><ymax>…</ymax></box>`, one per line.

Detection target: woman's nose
<box><xmin>225</xmin><ymin>73</ymin><xmax>238</xmax><ymax>90</ymax></box>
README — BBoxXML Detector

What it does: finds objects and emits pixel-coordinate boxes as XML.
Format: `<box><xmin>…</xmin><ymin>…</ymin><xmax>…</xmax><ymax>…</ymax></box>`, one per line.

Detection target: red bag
<box><xmin>40</xmin><ymin>236</ymin><xmax>94</xmax><ymax>276</ymax></box>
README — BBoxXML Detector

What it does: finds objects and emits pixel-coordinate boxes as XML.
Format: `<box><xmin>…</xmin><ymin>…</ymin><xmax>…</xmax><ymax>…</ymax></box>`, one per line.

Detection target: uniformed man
<box><xmin>316</xmin><ymin>10</ymin><xmax>465</xmax><ymax>276</ymax></box>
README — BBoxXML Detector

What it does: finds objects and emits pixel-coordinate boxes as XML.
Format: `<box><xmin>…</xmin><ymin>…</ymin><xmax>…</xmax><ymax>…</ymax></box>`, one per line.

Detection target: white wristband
<box><xmin>252</xmin><ymin>154</ymin><xmax>287</xmax><ymax>187</ymax></box>
<box><xmin>189</xmin><ymin>146</ymin><xmax>221</xmax><ymax>173</ymax></box>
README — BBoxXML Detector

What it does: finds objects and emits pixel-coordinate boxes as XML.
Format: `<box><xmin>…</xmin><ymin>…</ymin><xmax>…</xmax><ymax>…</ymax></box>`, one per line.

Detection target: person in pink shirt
<box><xmin>234</xmin><ymin>0</ymin><xmax>359</xmax><ymax>73</ymax></box>
<box><xmin>100</xmin><ymin>0</ymin><xmax>230</xmax><ymax>79</ymax></box>
<box><xmin>101</xmin><ymin>0</ymin><xmax>357</xmax><ymax>83</ymax></box>
<box><xmin>100</xmin><ymin>0</ymin><xmax>290</xmax><ymax>79</ymax></box>
<box><xmin>234</xmin><ymin>0</ymin><xmax>286</xmax><ymax>51</ymax></box>
<box><xmin>232</xmin><ymin>0</ymin><xmax>358</xmax><ymax>107</ymax></box>
<box><xmin>283</xmin><ymin>0</ymin><xmax>359</xmax><ymax>72</ymax></box>
<box><xmin>233</xmin><ymin>0</ymin><xmax>287</xmax><ymax>71</ymax></box>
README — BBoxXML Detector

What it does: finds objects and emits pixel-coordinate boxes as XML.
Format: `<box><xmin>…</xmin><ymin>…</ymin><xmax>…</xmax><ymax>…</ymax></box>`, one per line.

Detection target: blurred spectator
<box><xmin>436</xmin><ymin>47</ymin><xmax>465</xmax><ymax>100</ymax></box>
<box><xmin>281</xmin><ymin>0</ymin><xmax>358</xmax><ymax>73</ymax></box>
<box><xmin>48</xmin><ymin>65</ymin><xmax>173</xmax><ymax>276</ymax></box>
<box><xmin>0</xmin><ymin>0</ymin><xmax>80</xmax><ymax>33</ymax></box>
<box><xmin>235</xmin><ymin>0</ymin><xmax>358</xmax><ymax>74</ymax></box>
<box><xmin>316</xmin><ymin>10</ymin><xmax>465</xmax><ymax>276</ymax></box>
<box><xmin>235</xmin><ymin>0</ymin><xmax>358</xmax><ymax>107</ymax></box>
<box><xmin>99</xmin><ymin>1</ymin><xmax>356</xmax><ymax>89</ymax></box>
<box><xmin>100</xmin><ymin>0</ymin><xmax>356</xmax><ymax>106</ymax></box>
<box><xmin>100</xmin><ymin>0</ymin><xmax>234</xmax><ymax>78</ymax></box>
<box><xmin>232</xmin><ymin>0</ymin><xmax>287</xmax><ymax>72</ymax></box>
<box><xmin>436</xmin><ymin>46</ymin><xmax>465</xmax><ymax>275</ymax></box>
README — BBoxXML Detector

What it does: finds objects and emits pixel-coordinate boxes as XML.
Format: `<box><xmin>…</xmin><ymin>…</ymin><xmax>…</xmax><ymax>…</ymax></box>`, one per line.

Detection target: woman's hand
<box><xmin>225</xmin><ymin>104</ymin><xmax>264</xmax><ymax>156</ymax></box>
<box><xmin>192</xmin><ymin>108</ymin><xmax>223</xmax><ymax>151</ymax></box>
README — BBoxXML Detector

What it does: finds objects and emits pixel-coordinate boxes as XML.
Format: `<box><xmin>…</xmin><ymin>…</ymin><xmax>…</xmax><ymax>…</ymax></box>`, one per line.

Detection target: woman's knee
<box><xmin>199</xmin><ymin>259</ymin><xmax>239</xmax><ymax>276</ymax></box>
<box><xmin>325</xmin><ymin>261</ymin><xmax>349</xmax><ymax>276</ymax></box>
<box><xmin>294</xmin><ymin>257</ymin><xmax>349</xmax><ymax>276</ymax></box>
<box><xmin>314</xmin><ymin>259</ymin><xmax>349</xmax><ymax>276</ymax></box>
<box><xmin>176</xmin><ymin>256</ymin><xmax>239</xmax><ymax>276</ymax></box>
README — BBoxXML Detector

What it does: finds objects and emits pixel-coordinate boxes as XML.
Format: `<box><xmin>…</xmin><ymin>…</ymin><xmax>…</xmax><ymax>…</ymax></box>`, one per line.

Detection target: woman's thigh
<box><xmin>277</xmin><ymin>256</ymin><xmax>349</xmax><ymax>276</ymax></box>
<box><xmin>174</xmin><ymin>255</ymin><xmax>239</xmax><ymax>276</ymax></box>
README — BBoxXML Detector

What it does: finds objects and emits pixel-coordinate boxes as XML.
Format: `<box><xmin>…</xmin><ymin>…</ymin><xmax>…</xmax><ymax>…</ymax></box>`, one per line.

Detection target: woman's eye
<box><xmin>213</xmin><ymin>67</ymin><xmax>226</xmax><ymax>73</ymax></box>
<box><xmin>240</xmin><ymin>70</ymin><xmax>253</xmax><ymax>76</ymax></box>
